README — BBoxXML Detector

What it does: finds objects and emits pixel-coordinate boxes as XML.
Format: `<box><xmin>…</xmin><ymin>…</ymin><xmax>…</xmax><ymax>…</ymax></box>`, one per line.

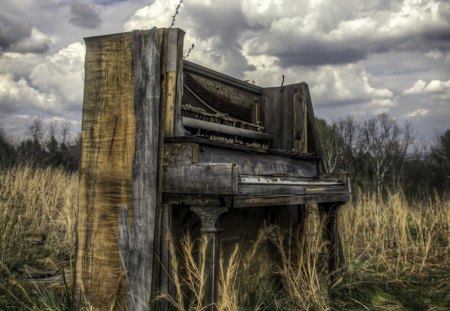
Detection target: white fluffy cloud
<box><xmin>0</xmin><ymin>41</ymin><xmax>85</xmax><ymax>114</ymax></box>
<box><xmin>404</xmin><ymin>79</ymin><xmax>450</xmax><ymax>95</ymax></box>
<box><xmin>123</xmin><ymin>0</ymin><xmax>176</xmax><ymax>30</ymax></box>
<box><xmin>405</xmin><ymin>108</ymin><xmax>430</xmax><ymax>117</ymax></box>
<box><xmin>0</xmin><ymin>73</ymin><xmax>56</xmax><ymax>113</ymax></box>
<box><xmin>0</xmin><ymin>40</ymin><xmax>85</xmax><ymax>138</ymax></box>
<box><xmin>29</xmin><ymin>42</ymin><xmax>85</xmax><ymax>111</ymax></box>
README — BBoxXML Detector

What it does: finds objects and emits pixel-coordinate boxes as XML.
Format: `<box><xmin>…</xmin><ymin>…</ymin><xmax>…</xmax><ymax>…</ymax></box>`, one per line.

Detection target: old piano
<box><xmin>76</xmin><ymin>28</ymin><xmax>350</xmax><ymax>311</ymax></box>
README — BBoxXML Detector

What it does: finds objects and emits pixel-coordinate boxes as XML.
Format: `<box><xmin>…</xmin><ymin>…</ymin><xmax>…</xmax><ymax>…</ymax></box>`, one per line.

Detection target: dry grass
<box><xmin>0</xmin><ymin>165</ymin><xmax>78</xmax><ymax>270</ymax></box>
<box><xmin>0</xmin><ymin>166</ymin><xmax>78</xmax><ymax>310</ymax></box>
<box><xmin>341</xmin><ymin>191</ymin><xmax>450</xmax><ymax>275</ymax></box>
<box><xmin>161</xmin><ymin>233</ymin><xmax>208</xmax><ymax>311</ymax></box>
<box><xmin>1</xmin><ymin>166</ymin><xmax>449</xmax><ymax>310</ymax></box>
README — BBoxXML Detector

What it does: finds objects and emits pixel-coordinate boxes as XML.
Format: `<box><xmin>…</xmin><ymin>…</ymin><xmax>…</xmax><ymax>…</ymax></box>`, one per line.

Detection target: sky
<box><xmin>1</xmin><ymin>0</ymin><xmax>449</xmax><ymax>144</ymax></box>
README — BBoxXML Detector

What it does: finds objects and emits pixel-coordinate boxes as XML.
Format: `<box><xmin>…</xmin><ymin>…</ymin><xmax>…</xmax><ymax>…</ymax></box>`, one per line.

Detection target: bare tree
<box><xmin>46</xmin><ymin>121</ymin><xmax>59</xmax><ymax>154</ymax></box>
<box><xmin>27</xmin><ymin>116</ymin><xmax>45</xmax><ymax>144</ymax></box>
<box><xmin>334</xmin><ymin>116</ymin><xmax>359</xmax><ymax>174</ymax></box>
<box><xmin>316</xmin><ymin>118</ymin><xmax>344</xmax><ymax>173</ymax></box>
<box><xmin>358</xmin><ymin>113</ymin><xmax>414</xmax><ymax>197</ymax></box>
<box><xmin>60</xmin><ymin>121</ymin><xmax>72</xmax><ymax>146</ymax></box>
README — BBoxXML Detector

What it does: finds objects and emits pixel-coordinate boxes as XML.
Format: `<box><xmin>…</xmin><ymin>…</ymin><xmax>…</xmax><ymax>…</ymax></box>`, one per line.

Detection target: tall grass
<box><xmin>0</xmin><ymin>166</ymin><xmax>78</xmax><ymax>269</ymax></box>
<box><xmin>0</xmin><ymin>166</ymin><xmax>78</xmax><ymax>310</ymax></box>
<box><xmin>341</xmin><ymin>191</ymin><xmax>450</xmax><ymax>275</ymax></box>
<box><xmin>1</xmin><ymin>166</ymin><xmax>449</xmax><ymax>310</ymax></box>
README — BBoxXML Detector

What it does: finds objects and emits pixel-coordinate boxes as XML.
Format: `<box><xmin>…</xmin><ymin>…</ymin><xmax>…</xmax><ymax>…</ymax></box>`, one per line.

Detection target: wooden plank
<box><xmin>174</xmin><ymin>30</ymin><xmax>185</xmax><ymax>136</ymax></box>
<box><xmin>233</xmin><ymin>193</ymin><xmax>349</xmax><ymax>208</ymax></box>
<box><xmin>301</xmin><ymin>83</ymin><xmax>327</xmax><ymax>172</ymax></box>
<box><xmin>318</xmin><ymin>203</ymin><xmax>346</xmax><ymax>278</ymax></box>
<box><xmin>198</xmin><ymin>145</ymin><xmax>319</xmax><ymax>178</ymax></box>
<box><xmin>237</xmin><ymin>175</ymin><xmax>347</xmax><ymax>196</ymax></box>
<box><xmin>165</xmin><ymin>136</ymin><xmax>270</xmax><ymax>154</ymax></box>
<box><xmin>162</xmin><ymin>193</ymin><xmax>229</xmax><ymax>207</ymax></box>
<box><xmin>122</xmin><ymin>28</ymin><xmax>161</xmax><ymax>311</ymax></box>
<box><xmin>153</xmin><ymin>28</ymin><xmax>184</xmax><ymax>296</ymax></box>
<box><xmin>184</xmin><ymin>60</ymin><xmax>262</xmax><ymax>94</ymax></box>
<box><xmin>293</xmin><ymin>88</ymin><xmax>301</xmax><ymax>152</ymax></box>
<box><xmin>76</xmin><ymin>31</ymin><xmax>135</xmax><ymax>310</ymax></box>
<box><xmin>163</xmin><ymin>29</ymin><xmax>184</xmax><ymax>137</ymax></box>
<box><xmin>261</xmin><ymin>84</ymin><xmax>301</xmax><ymax>152</ymax></box>
<box><xmin>163</xmin><ymin>163</ymin><xmax>238</xmax><ymax>195</ymax></box>
<box><xmin>238</xmin><ymin>184</ymin><xmax>348</xmax><ymax>196</ymax></box>
<box><xmin>158</xmin><ymin>203</ymin><xmax>171</xmax><ymax>311</ymax></box>
<box><xmin>182</xmin><ymin>117</ymin><xmax>272</xmax><ymax>141</ymax></box>
<box><xmin>164</xmin><ymin>71</ymin><xmax>176</xmax><ymax>136</ymax></box>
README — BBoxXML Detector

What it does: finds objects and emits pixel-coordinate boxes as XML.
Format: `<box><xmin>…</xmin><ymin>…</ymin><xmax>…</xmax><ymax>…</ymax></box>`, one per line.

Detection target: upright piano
<box><xmin>76</xmin><ymin>28</ymin><xmax>350</xmax><ymax>311</ymax></box>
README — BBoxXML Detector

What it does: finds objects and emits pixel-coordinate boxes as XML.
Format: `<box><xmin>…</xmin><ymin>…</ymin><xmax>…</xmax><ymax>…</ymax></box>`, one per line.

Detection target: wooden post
<box><xmin>318</xmin><ymin>202</ymin><xmax>345</xmax><ymax>280</ymax></box>
<box><xmin>190</xmin><ymin>207</ymin><xmax>229</xmax><ymax>311</ymax></box>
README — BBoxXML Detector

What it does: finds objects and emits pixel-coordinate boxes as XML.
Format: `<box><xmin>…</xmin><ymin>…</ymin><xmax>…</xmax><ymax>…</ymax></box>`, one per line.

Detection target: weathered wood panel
<box><xmin>118</xmin><ymin>29</ymin><xmax>161</xmax><ymax>311</ymax></box>
<box><xmin>233</xmin><ymin>193</ymin><xmax>349</xmax><ymax>208</ymax></box>
<box><xmin>301</xmin><ymin>83</ymin><xmax>327</xmax><ymax>172</ymax></box>
<box><xmin>163</xmin><ymin>163</ymin><xmax>238</xmax><ymax>194</ymax></box>
<box><xmin>184</xmin><ymin>60</ymin><xmax>262</xmax><ymax>94</ymax></box>
<box><xmin>293</xmin><ymin>86</ymin><xmax>308</xmax><ymax>153</ymax></box>
<box><xmin>237</xmin><ymin>175</ymin><xmax>348</xmax><ymax>196</ymax></box>
<box><xmin>261</xmin><ymin>82</ymin><xmax>325</xmax><ymax>160</ymax></box>
<box><xmin>198</xmin><ymin>145</ymin><xmax>319</xmax><ymax>177</ymax></box>
<box><xmin>261</xmin><ymin>84</ymin><xmax>297</xmax><ymax>152</ymax></box>
<box><xmin>163</xmin><ymin>29</ymin><xmax>184</xmax><ymax>137</ymax></box>
<box><xmin>163</xmin><ymin>143</ymin><xmax>198</xmax><ymax>165</ymax></box>
<box><xmin>76</xmin><ymin>32</ymin><xmax>135</xmax><ymax>310</ymax></box>
<box><xmin>152</xmin><ymin>28</ymin><xmax>184</xmax><ymax>298</ymax></box>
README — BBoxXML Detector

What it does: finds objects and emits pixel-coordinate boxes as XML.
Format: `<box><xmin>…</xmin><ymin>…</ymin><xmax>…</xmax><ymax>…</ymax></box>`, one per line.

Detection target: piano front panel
<box><xmin>162</xmin><ymin>141</ymin><xmax>348</xmax><ymax>206</ymax></box>
<box><xmin>197</xmin><ymin>144</ymin><xmax>319</xmax><ymax>178</ymax></box>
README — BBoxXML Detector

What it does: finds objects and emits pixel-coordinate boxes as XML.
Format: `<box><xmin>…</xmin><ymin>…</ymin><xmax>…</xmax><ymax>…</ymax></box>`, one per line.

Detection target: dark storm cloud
<box><xmin>0</xmin><ymin>15</ymin><xmax>50</xmax><ymax>53</ymax></box>
<box><xmin>262</xmin><ymin>27</ymin><xmax>450</xmax><ymax>68</ymax></box>
<box><xmin>317</xmin><ymin>98</ymin><xmax>363</xmax><ymax>110</ymax></box>
<box><xmin>70</xmin><ymin>2</ymin><xmax>102</xmax><ymax>29</ymax></box>
<box><xmin>275</xmin><ymin>41</ymin><xmax>369</xmax><ymax>67</ymax></box>
<box><xmin>244</xmin><ymin>0</ymin><xmax>450</xmax><ymax>68</ymax></box>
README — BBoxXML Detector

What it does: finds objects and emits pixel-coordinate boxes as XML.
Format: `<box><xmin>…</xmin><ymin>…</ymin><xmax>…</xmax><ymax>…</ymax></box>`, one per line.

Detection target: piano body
<box><xmin>164</xmin><ymin>60</ymin><xmax>349</xmax><ymax>207</ymax></box>
<box><xmin>76</xmin><ymin>28</ymin><xmax>350</xmax><ymax>311</ymax></box>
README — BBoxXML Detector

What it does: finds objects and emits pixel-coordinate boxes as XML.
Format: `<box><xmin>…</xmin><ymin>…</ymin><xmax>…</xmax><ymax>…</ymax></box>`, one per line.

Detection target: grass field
<box><xmin>0</xmin><ymin>166</ymin><xmax>449</xmax><ymax>310</ymax></box>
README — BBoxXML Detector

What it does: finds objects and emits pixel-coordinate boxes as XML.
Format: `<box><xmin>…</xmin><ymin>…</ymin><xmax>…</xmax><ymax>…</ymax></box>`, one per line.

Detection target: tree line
<box><xmin>317</xmin><ymin>113</ymin><xmax>450</xmax><ymax>199</ymax></box>
<box><xmin>0</xmin><ymin>113</ymin><xmax>449</xmax><ymax>198</ymax></box>
<box><xmin>0</xmin><ymin>116</ymin><xmax>80</xmax><ymax>171</ymax></box>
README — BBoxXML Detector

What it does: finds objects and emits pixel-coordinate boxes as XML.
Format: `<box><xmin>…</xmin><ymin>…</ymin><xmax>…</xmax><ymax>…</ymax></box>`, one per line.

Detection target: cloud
<box><xmin>243</xmin><ymin>0</ymin><xmax>450</xmax><ymax>67</ymax></box>
<box><xmin>404</xmin><ymin>79</ymin><xmax>450</xmax><ymax>95</ymax></box>
<box><xmin>124</xmin><ymin>0</ymin><xmax>256</xmax><ymax>77</ymax></box>
<box><xmin>0</xmin><ymin>52</ymin><xmax>42</xmax><ymax>76</ymax></box>
<box><xmin>123</xmin><ymin>0</ymin><xmax>176</xmax><ymax>30</ymax></box>
<box><xmin>70</xmin><ymin>2</ymin><xmax>102</xmax><ymax>29</ymax></box>
<box><xmin>0</xmin><ymin>73</ymin><xmax>56</xmax><ymax>113</ymax></box>
<box><xmin>0</xmin><ymin>41</ymin><xmax>85</xmax><ymax>117</ymax></box>
<box><xmin>405</xmin><ymin>108</ymin><xmax>430</xmax><ymax>117</ymax></box>
<box><xmin>29</xmin><ymin>42</ymin><xmax>85</xmax><ymax>111</ymax></box>
<box><xmin>0</xmin><ymin>15</ymin><xmax>51</xmax><ymax>53</ymax></box>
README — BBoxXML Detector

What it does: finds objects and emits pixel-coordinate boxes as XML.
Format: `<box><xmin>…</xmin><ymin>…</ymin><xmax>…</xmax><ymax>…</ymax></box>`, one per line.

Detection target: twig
<box><xmin>170</xmin><ymin>0</ymin><xmax>183</xmax><ymax>28</ymax></box>
<box><xmin>184</xmin><ymin>43</ymin><xmax>195</xmax><ymax>59</ymax></box>
<box><xmin>350</xmin><ymin>298</ymin><xmax>370</xmax><ymax>310</ymax></box>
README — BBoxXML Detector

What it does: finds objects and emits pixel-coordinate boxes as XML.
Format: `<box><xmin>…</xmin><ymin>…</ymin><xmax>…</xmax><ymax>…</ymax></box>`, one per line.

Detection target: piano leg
<box><xmin>318</xmin><ymin>202</ymin><xmax>345</xmax><ymax>282</ymax></box>
<box><xmin>190</xmin><ymin>206</ymin><xmax>229</xmax><ymax>311</ymax></box>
